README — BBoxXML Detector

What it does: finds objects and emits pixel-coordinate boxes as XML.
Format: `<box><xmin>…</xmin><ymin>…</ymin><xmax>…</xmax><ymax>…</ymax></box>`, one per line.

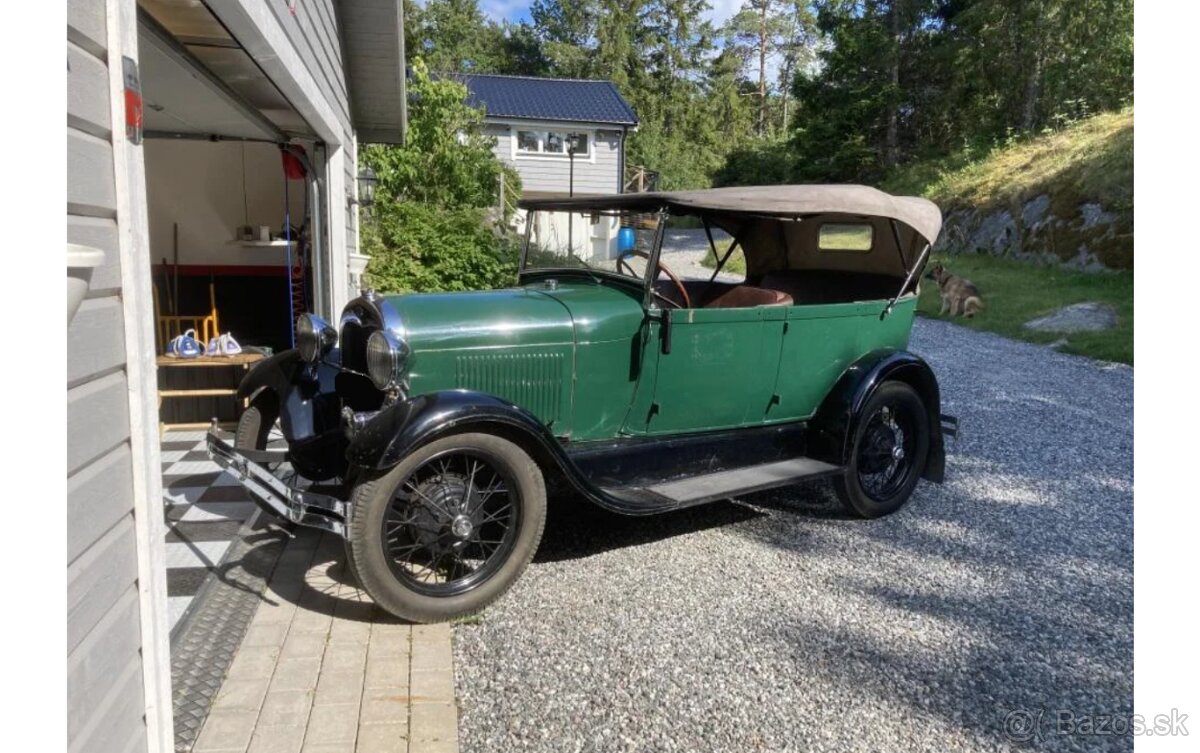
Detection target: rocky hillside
<box><xmin>884</xmin><ymin>108</ymin><xmax>1133</xmax><ymax>270</ymax></box>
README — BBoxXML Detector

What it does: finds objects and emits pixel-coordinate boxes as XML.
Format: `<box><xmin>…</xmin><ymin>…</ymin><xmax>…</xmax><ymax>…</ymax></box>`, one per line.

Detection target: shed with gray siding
<box><xmin>459</xmin><ymin>74</ymin><xmax>639</xmax><ymax>197</ymax></box>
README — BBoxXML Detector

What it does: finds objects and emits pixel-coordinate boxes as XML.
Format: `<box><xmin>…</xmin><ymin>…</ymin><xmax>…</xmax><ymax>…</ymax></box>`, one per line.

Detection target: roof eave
<box><xmin>340</xmin><ymin>0</ymin><xmax>407</xmax><ymax>144</ymax></box>
<box><xmin>481</xmin><ymin>114</ymin><xmax>638</xmax><ymax>128</ymax></box>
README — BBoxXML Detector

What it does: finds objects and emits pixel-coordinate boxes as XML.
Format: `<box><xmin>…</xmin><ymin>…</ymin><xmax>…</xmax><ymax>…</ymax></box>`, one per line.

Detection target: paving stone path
<box><xmin>191</xmin><ymin>530</ymin><xmax>459</xmax><ymax>753</ymax></box>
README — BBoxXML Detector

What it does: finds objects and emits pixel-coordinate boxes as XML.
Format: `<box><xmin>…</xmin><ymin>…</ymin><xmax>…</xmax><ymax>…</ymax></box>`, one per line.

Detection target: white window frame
<box><xmin>508</xmin><ymin>123</ymin><xmax>597</xmax><ymax>164</ymax></box>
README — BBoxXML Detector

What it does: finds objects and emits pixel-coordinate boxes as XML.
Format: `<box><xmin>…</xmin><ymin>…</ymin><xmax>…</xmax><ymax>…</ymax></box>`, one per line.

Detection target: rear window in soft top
<box><xmin>818</xmin><ymin>223</ymin><xmax>874</xmax><ymax>252</ymax></box>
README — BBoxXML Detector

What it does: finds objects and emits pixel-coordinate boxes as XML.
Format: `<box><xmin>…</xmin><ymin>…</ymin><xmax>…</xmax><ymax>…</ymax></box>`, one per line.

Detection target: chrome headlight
<box><xmin>296</xmin><ymin>313</ymin><xmax>338</xmax><ymax>362</ymax></box>
<box><xmin>366</xmin><ymin>329</ymin><xmax>410</xmax><ymax>390</ymax></box>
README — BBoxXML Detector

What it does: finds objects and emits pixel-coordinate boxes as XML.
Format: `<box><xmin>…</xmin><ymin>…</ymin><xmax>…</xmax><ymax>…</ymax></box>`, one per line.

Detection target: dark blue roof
<box><xmin>457</xmin><ymin>74</ymin><xmax>638</xmax><ymax>126</ymax></box>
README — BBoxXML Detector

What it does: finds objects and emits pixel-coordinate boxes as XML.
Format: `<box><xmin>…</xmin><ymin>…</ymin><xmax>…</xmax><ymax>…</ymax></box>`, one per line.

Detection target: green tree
<box><xmin>725</xmin><ymin>1</ymin><xmax>793</xmax><ymax>136</ymax></box>
<box><xmin>360</xmin><ymin>60</ymin><xmax>520</xmax><ymax>293</ymax></box>
<box><xmin>406</xmin><ymin>0</ymin><xmax>552</xmax><ymax>74</ymax></box>
<box><xmin>361</xmin><ymin>60</ymin><xmax>505</xmax><ymax>208</ymax></box>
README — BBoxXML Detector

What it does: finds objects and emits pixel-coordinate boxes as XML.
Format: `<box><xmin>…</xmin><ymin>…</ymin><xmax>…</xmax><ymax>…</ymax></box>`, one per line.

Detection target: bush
<box><xmin>711</xmin><ymin>139</ymin><xmax>797</xmax><ymax>187</ymax></box>
<box><xmin>358</xmin><ymin>58</ymin><xmax>523</xmax><ymax>293</ymax></box>
<box><xmin>363</xmin><ymin>202</ymin><xmax>518</xmax><ymax>293</ymax></box>
<box><xmin>361</xmin><ymin>61</ymin><xmax>509</xmax><ymax>209</ymax></box>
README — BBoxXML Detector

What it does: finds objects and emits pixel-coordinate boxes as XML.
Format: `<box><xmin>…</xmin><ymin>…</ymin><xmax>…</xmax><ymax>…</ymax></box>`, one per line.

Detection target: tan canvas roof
<box><xmin>519</xmin><ymin>184</ymin><xmax>943</xmax><ymax>245</ymax></box>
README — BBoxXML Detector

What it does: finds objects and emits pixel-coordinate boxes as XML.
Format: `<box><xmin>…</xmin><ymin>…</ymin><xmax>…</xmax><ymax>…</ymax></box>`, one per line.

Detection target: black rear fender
<box><xmin>808</xmin><ymin>349</ymin><xmax>946</xmax><ymax>482</ymax></box>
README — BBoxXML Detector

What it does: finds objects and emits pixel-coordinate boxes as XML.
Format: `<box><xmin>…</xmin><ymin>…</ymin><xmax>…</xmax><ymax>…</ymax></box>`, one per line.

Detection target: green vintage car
<box><xmin>208</xmin><ymin>185</ymin><xmax>957</xmax><ymax>622</ymax></box>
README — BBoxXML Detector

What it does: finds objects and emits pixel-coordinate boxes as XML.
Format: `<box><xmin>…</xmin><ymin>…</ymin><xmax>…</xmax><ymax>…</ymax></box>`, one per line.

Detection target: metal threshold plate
<box><xmin>647</xmin><ymin>457</ymin><xmax>841</xmax><ymax>504</ymax></box>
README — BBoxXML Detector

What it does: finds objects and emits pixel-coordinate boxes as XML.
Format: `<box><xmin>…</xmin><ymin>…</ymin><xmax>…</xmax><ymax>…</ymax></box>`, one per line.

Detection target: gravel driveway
<box><xmin>454</xmin><ymin>320</ymin><xmax>1134</xmax><ymax>753</ymax></box>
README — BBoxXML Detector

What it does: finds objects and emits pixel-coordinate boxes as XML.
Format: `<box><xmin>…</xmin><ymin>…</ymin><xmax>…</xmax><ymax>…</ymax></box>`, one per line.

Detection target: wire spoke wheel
<box><xmin>856</xmin><ymin>404</ymin><xmax>917</xmax><ymax>501</ymax></box>
<box><xmin>381</xmin><ymin>450</ymin><xmax>521</xmax><ymax>597</ymax></box>
<box><xmin>350</xmin><ymin>433</ymin><xmax>546</xmax><ymax>623</ymax></box>
<box><xmin>833</xmin><ymin>381</ymin><xmax>930</xmax><ymax>518</ymax></box>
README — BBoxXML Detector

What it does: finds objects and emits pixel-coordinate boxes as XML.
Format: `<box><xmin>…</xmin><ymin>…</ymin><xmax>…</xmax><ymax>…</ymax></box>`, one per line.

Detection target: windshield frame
<box><xmin>518</xmin><ymin>207</ymin><xmax>668</xmax><ymax>307</ymax></box>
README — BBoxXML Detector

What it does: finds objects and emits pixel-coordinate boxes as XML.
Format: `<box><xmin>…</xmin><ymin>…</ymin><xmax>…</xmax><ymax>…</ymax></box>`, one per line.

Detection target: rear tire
<box><xmin>349</xmin><ymin>433</ymin><xmax>546</xmax><ymax>623</ymax></box>
<box><xmin>833</xmin><ymin>381</ymin><xmax>930</xmax><ymax>518</ymax></box>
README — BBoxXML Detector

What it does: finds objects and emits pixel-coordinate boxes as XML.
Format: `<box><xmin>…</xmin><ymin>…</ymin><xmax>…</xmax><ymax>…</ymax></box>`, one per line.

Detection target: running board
<box><xmin>599</xmin><ymin>457</ymin><xmax>842</xmax><ymax>509</ymax></box>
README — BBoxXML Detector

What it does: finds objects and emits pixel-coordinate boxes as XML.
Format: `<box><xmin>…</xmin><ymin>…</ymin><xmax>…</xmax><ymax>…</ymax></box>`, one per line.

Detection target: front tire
<box><xmin>235</xmin><ymin>404</ymin><xmax>275</xmax><ymax>455</ymax></box>
<box><xmin>349</xmin><ymin>432</ymin><xmax>546</xmax><ymax>623</ymax></box>
<box><xmin>833</xmin><ymin>381</ymin><xmax>930</xmax><ymax>518</ymax></box>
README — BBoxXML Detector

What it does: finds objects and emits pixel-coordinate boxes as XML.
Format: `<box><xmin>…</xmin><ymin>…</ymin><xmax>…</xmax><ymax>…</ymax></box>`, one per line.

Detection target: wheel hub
<box><xmin>450</xmin><ymin>515</ymin><xmax>474</xmax><ymax>539</ymax></box>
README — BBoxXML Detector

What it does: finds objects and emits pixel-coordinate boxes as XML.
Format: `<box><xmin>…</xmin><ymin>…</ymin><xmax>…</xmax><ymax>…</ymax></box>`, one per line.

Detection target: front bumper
<box><xmin>205</xmin><ymin>421</ymin><xmax>352</xmax><ymax>537</ymax></box>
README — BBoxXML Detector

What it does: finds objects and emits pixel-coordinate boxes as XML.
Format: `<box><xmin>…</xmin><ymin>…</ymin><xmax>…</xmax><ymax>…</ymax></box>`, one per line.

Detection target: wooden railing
<box><xmin>624</xmin><ymin>164</ymin><xmax>660</xmax><ymax>194</ymax></box>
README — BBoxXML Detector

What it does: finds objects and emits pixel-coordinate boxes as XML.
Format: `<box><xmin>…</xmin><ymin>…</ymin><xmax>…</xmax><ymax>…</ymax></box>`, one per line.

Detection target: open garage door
<box><xmin>137</xmin><ymin>1</ymin><xmax>314</xmax><ymax>141</ymax></box>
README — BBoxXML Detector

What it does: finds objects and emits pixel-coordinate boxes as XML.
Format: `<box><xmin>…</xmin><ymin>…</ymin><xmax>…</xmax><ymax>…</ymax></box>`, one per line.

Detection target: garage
<box><xmin>134</xmin><ymin>0</ymin><xmax>389</xmax><ymax>428</ymax></box>
<box><xmin>66</xmin><ymin>1</ymin><xmax>405</xmax><ymax>751</ymax></box>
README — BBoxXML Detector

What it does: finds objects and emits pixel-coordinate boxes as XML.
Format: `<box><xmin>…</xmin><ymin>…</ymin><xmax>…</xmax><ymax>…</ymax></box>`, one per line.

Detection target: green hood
<box><xmin>381</xmin><ymin>280</ymin><xmax>646</xmax><ymax>352</ymax></box>
<box><xmin>381</xmin><ymin>281</ymin><xmax>647</xmax><ymax>436</ymax></box>
<box><xmin>382</xmin><ymin>288</ymin><xmax>572</xmax><ymax>351</ymax></box>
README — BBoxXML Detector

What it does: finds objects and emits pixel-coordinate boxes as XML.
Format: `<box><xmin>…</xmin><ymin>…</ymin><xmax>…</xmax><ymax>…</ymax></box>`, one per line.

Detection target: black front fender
<box><xmin>808</xmin><ymin>348</ymin><xmax>946</xmax><ymax>482</ymax></box>
<box><xmin>237</xmin><ymin>349</ymin><xmax>350</xmax><ymax>479</ymax></box>
<box><xmin>347</xmin><ymin>390</ymin><xmax>560</xmax><ymax>471</ymax></box>
<box><xmin>238</xmin><ymin>349</ymin><xmax>342</xmax><ymax>439</ymax></box>
<box><xmin>346</xmin><ymin>391</ymin><xmax>672</xmax><ymax>516</ymax></box>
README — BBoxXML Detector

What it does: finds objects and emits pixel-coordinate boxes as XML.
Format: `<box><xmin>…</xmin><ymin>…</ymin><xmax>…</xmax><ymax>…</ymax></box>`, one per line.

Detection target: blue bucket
<box><xmin>618</xmin><ymin>226</ymin><xmax>637</xmax><ymax>252</ymax></box>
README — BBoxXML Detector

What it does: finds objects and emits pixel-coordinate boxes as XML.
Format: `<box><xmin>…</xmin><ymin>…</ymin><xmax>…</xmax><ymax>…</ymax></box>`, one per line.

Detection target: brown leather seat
<box><xmin>704</xmin><ymin>285</ymin><xmax>793</xmax><ymax>309</ymax></box>
<box><xmin>758</xmin><ymin>271</ymin><xmax>902</xmax><ymax>305</ymax></box>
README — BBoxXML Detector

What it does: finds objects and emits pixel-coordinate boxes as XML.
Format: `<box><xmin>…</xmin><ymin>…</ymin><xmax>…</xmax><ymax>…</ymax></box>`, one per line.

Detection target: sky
<box><xmin>474</xmin><ymin>0</ymin><xmax>745</xmax><ymax>26</ymax></box>
<box><xmin>414</xmin><ymin>1</ymin><xmax>783</xmax><ymax>84</ymax></box>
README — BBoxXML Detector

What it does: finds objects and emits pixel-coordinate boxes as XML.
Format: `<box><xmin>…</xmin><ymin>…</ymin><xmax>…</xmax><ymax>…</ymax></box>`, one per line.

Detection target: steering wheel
<box><xmin>616</xmin><ymin>250</ymin><xmax>692</xmax><ymax>309</ymax></box>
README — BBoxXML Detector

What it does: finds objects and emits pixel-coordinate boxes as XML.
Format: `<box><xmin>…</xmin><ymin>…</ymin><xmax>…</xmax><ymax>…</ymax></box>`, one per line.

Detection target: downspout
<box><xmin>282</xmin><ymin>143</ymin><xmax>327</xmax><ymax>319</ymax></box>
<box><xmin>618</xmin><ymin>126</ymin><xmax>626</xmax><ymax>193</ymax></box>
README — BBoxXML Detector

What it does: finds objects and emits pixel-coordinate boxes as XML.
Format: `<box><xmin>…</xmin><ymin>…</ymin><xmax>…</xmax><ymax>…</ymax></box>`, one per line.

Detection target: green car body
<box><xmin>389</xmin><ymin>280</ymin><xmax>918</xmax><ymax>442</ymax></box>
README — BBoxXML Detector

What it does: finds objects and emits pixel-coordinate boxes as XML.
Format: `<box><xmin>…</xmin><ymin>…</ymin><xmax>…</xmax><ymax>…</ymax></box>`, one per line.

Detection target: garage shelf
<box><xmin>156</xmin><ymin>353</ymin><xmax>265</xmax><ymax>436</ymax></box>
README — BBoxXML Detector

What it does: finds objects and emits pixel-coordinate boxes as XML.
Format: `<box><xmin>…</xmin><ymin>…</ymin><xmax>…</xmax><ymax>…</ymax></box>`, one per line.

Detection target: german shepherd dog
<box><xmin>925</xmin><ymin>263</ymin><xmax>984</xmax><ymax>317</ymax></box>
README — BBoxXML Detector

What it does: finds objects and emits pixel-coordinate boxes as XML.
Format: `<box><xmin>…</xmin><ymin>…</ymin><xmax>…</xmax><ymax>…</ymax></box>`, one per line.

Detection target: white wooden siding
<box><xmin>67</xmin><ymin>587</ymin><xmax>148</xmax><ymax>753</ymax></box>
<box><xmin>267</xmin><ymin>0</ymin><xmax>358</xmax><ymax>308</ymax></box>
<box><xmin>68</xmin><ymin>215</ymin><xmax>122</xmax><ymax>294</ymax></box>
<box><xmin>485</xmin><ymin>122</ymin><xmax>623</xmax><ymax>195</ymax></box>
<box><xmin>67</xmin><ymin>443</ymin><xmax>135</xmax><ymax>564</ymax></box>
<box><xmin>67</xmin><ymin>2</ymin><xmax>156</xmax><ymax>751</ymax></box>
<box><xmin>264</xmin><ymin>0</ymin><xmax>351</xmax><ymax>132</ymax></box>
<box><xmin>260</xmin><ymin>0</ymin><xmax>357</xmax><ymax>314</ymax></box>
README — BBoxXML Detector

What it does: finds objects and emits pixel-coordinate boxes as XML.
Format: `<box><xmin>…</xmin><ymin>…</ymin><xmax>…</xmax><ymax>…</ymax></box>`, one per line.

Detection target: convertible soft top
<box><xmin>519</xmin><ymin>184</ymin><xmax>943</xmax><ymax>246</ymax></box>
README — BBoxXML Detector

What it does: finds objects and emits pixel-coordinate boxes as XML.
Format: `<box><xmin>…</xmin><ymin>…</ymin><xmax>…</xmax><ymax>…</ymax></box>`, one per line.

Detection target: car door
<box><xmin>766</xmin><ymin>299</ymin><xmax>916</xmax><ymax>423</ymax></box>
<box><xmin>636</xmin><ymin>304</ymin><xmax>786</xmax><ymax>435</ymax></box>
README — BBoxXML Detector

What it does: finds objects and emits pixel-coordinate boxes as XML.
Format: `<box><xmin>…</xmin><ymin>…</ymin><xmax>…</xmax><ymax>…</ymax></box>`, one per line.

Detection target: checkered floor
<box><xmin>161</xmin><ymin>429</ymin><xmax>261</xmax><ymax>634</ymax></box>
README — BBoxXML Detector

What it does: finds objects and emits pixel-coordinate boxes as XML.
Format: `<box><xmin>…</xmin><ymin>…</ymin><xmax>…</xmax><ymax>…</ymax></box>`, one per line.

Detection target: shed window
<box><xmin>818</xmin><ymin>223</ymin><xmax>874</xmax><ymax>252</ymax></box>
<box><xmin>515</xmin><ymin>130</ymin><xmax>591</xmax><ymax>157</ymax></box>
<box><xmin>517</xmin><ymin>130</ymin><xmax>541</xmax><ymax>153</ymax></box>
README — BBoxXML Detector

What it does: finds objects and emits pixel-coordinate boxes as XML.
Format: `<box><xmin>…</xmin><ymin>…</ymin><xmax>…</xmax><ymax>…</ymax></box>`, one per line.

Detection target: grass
<box><xmin>700</xmin><ymin>240</ymin><xmax>746</xmax><ymax>275</ymax></box>
<box><xmin>882</xmin><ymin>106</ymin><xmax>1133</xmax><ymax>214</ymax></box>
<box><xmin>452</xmin><ymin>613</ymin><xmax>485</xmax><ymax>626</ymax></box>
<box><xmin>918</xmin><ymin>254</ymin><xmax>1132</xmax><ymax>364</ymax></box>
